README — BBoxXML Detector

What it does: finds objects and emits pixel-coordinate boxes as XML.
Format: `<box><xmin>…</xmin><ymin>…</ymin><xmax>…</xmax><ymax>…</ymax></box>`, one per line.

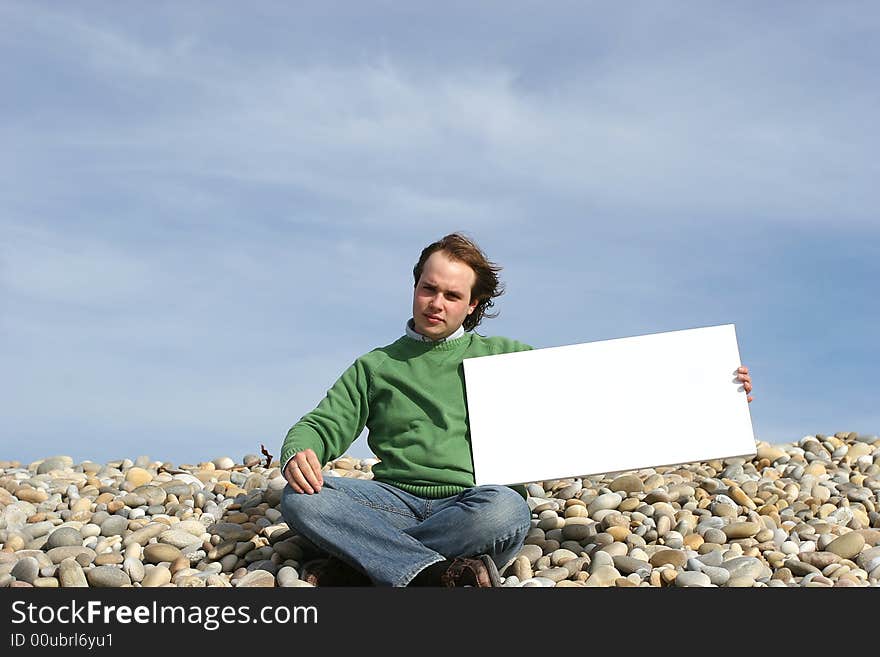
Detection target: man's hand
<box><xmin>284</xmin><ymin>448</ymin><xmax>325</xmax><ymax>494</ymax></box>
<box><xmin>737</xmin><ymin>365</ymin><xmax>754</xmax><ymax>403</ymax></box>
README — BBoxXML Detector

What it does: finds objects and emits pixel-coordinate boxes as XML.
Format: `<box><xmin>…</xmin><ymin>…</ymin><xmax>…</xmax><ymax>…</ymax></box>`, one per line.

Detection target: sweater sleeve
<box><xmin>280</xmin><ymin>358</ymin><xmax>371</xmax><ymax>467</ymax></box>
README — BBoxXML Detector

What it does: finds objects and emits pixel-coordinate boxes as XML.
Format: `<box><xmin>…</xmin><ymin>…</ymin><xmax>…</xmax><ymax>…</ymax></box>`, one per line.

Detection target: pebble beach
<box><xmin>1</xmin><ymin>431</ymin><xmax>878</xmax><ymax>588</ymax></box>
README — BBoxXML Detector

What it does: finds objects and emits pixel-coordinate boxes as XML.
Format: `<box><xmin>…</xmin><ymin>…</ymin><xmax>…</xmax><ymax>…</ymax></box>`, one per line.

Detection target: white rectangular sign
<box><xmin>463</xmin><ymin>324</ymin><xmax>756</xmax><ymax>486</ymax></box>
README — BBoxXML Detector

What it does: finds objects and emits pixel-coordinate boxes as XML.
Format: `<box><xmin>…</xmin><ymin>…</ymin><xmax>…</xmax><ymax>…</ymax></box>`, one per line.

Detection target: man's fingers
<box><xmin>295</xmin><ymin>456</ymin><xmax>322</xmax><ymax>493</ymax></box>
<box><xmin>306</xmin><ymin>451</ymin><xmax>324</xmax><ymax>487</ymax></box>
<box><xmin>287</xmin><ymin>460</ymin><xmax>315</xmax><ymax>494</ymax></box>
<box><xmin>283</xmin><ymin>449</ymin><xmax>324</xmax><ymax>494</ymax></box>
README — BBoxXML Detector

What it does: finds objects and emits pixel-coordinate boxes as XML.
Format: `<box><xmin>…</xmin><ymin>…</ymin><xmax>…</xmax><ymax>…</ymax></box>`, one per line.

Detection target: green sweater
<box><xmin>281</xmin><ymin>330</ymin><xmax>534</xmax><ymax>498</ymax></box>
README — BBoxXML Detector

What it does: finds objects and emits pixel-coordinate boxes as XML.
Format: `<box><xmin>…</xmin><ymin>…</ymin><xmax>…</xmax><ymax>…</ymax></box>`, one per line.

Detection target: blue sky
<box><xmin>2</xmin><ymin>2</ymin><xmax>878</xmax><ymax>466</ymax></box>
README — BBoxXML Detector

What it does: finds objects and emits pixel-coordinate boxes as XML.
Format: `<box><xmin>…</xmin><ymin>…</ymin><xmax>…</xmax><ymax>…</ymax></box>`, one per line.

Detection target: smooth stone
<box><xmin>675</xmin><ymin>571</ymin><xmax>712</xmax><ymax>587</ymax></box>
<box><xmin>213</xmin><ymin>457</ymin><xmax>235</xmax><ymax>470</ymax></box>
<box><xmin>208</xmin><ymin>523</ymin><xmax>256</xmax><ymax>542</ymax></box>
<box><xmin>726</xmin><ymin>576</ymin><xmax>756</xmax><ymax>587</ymax></box>
<box><xmin>125</xmin><ymin>467</ymin><xmax>153</xmax><ymax>488</ymax></box>
<box><xmin>86</xmin><ymin>565</ymin><xmax>131</xmax><ymax>588</ymax></box>
<box><xmin>584</xmin><ymin>565</ymin><xmax>620</xmax><ymax>587</ymax></box>
<box><xmin>596</xmin><ymin>542</ymin><xmax>628</xmax><ymax>557</ymax></box>
<box><xmin>206</xmin><ymin>574</ymin><xmax>230</xmax><ymax>587</ymax></box>
<box><xmin>563</xmin><ymin>557</ymin><xmax>590</xmax><ymax>577</ymax></box>
<box><xmin>644</xmin><ymin>490</ymin><xmax>671</xmax><ymax>504</ymax></box>
<box><xmin>511</xmin><ymin>556</ymin><xmax>533</xmax><ymax>581</ymax></box>
<box><xmin>121</xmin><ymin>494</ymin><xmax>147</xmax><ymax>508</ymax></box>
<box><xmin>11</xmin><ymin>557</ymin><xmax>40</xmax><ymax>584</ymax></box>
<box><xmin>550</xmin><ymin>549</ymin><xmax>579</xmax><ymax>567</ymax></box>
<box><xmin>123</xmin><ymin>524</ymin><xmax>166</xmax><ymax>547</ymax></box>
<box><xmin>236</xmin><ymin>570</ymin><xmax>275</xmax><ymax>587</ymax></box>
<box><xmin>799</xmin><ymin>551</ymin><xmax>841</xmax><ymax>569</ymax></box>
<box><xmin>46</xmin><ymin>546</ymin><xmax>96</xmax><ymax>565</ymax></box>
<box><xmin>131</xmin><ymin>485</ymin><xmax>167</xmax><ymax>506</ymax></box>
<box><xmin>856</xmin><ymin>546</ymin><xmax>880</xmax><ymax>572</ymax></box>
<box><xmin>58</xmin><ymin>559</ymin><xmax>89</xmax><ymax>588</ymax></box>
<box><xmin>786</xmin><ymin>559</ymin><xmax>821</xmax><ymax>576</ymax></box>
<box><xmin>159</xmin><ymin>530</ymin><xmax>202</xmax><ymax>549</ymax></box>
<box><xmin>273</xmin><ymin>541</ymin><xmax>305</xmax><ymax>561</ymax></box>
<box><xmin>123</xmin><ymin>557</ymin><xmax>145</xmax><ymax>583</ymax></box>
<box><xmin>277</xmin><ymin>566</ymin><xmax>300</xmax><ymax>587</ymax></box>
<box><xmin>650</xmin><ymin>549</ymin><xmax>687</xmax><ymax>569</ymax></box>
<box><xmin>699</xmin><ymin>564</ymin><xmax>731</xmax><ymax>586</ymax></box>
<box><xmin>723</xmin><ymin>522</ymin><xmax>761</xmax><ymax>539</ymax></box>
<box><xmin>45</xmin><ymin>526</ymin><xmax>83</xmax><ymax>550</ymax></box>
<box><xmin>729</xmin><ymin>487</ymin><xmax>757</xmax><ymax>510</ymax></box>
<box><xmin>174</xmin><ymin>520</ymin><xmax>209</xmax><ymax>537</ymax></box>
<box><xmin>100</xmin><ymin>516</ymin><xmax>130</xmax><ymax>537</ymax></box>
<box><xmin>613</xmin><ymin>556</ymin><xmax>651</xmax><ymax>576</ymax></box>
<box><xmin>588</xmin><ymin>493</ymin><xmax>622</xmax><ymax>515</ymax></box>
<box><xmin>33</xmin><ymin>577</ymin><xmax>59</xmax><ymax>588</ymax></box>
<box><xmin>141</xmin><ymin>566</ymin><xmax>173</xmax><ymax>587</ymax></box>
<box><xmin>143</xmin><ymin>544</ymin><xmax>182</xmax><ymax>564</ymax></box>
<box><xmin>556</xmin><ymin>483</ymin><xmax>582</xmax><ymax>500</ymax></box>
<box><xmin>26</xmin><ymin>521</ymin><xmax>56</xmax><ymax>540</ymax></box>
<box><xmin>94</xmin><ymin>553</ymin><xmax>124</xmax><ymax>566</ymax></box>
<box><xmin>36</xmin><ymin>456</ymin><xmax>74</xmax><ymax>473</ymax></box>
<box><xmin>535</xmin><ymin>567</ymin><xmax>570</xmax><ymax>583</ymax></box>
<box><xmin>757</xmin><ymin>444</ymin><xmax>787</xmax><ymax>462</ymax></box>
<box><xmin>16</xmin><ymin>488</ymin><xmax>48</xmax><ymax>503</ymax></box>
<box><xmin>609</xmin><ymin>474</ymin><xmax>643</xmax><ymax>494</ymax></box>
<box><xmin>561</xmin><ymin>523</ymin><xmax>595</xmax><ymax>542</ymax></box>
<box><xmin>722</xmin><ymin>557</ymin><xmax>766</xmax><ymax>581</ymax></box>
<box><xmin>530</xmin><ymin>577</ymin><xmax>558</xmax><ymax>587</ymax></box>
<box><xmin>703</xmin><ymin>528</ymin><xmax>727</xmax><ymax>545</ymax></box>
<box><xmin>589</xmin><ymin>551</ymin><xmax>615</xmax><ymax>572</ymax></box>
<box><xmin>826</xmin><ymin>532</ymin><xmax>865</xmax><ymax>560</ymax></box>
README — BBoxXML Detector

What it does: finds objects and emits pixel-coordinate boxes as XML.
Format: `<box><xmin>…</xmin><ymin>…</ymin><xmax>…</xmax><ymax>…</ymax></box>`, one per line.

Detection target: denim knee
<box><xmin>464</xmin><ymin>485</ymin><xmax>531</xmax><ymax>538</ymax></box>
<box><xmin>280</xmin><ymin>484</ymin><xmax>331</xmax><ymax>529</ymax></box>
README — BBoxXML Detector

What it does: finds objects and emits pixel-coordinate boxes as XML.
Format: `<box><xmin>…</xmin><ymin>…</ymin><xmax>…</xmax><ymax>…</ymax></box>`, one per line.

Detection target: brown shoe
<box><xmin>301</xmin><ymin>556</ymin><xmax>373</xmax><ymax>586</ymax></box>
<box><xmin>439</xmin><ymin>554</ymin><xmax>500</xmax><ymax>588</ymax></box>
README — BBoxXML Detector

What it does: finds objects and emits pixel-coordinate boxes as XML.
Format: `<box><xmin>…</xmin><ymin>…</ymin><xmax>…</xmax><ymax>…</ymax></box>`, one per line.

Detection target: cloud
<box><xmin>4</xmin><ymin>3</ymin><xmax>878</xmax><ymax>238</ymax></box>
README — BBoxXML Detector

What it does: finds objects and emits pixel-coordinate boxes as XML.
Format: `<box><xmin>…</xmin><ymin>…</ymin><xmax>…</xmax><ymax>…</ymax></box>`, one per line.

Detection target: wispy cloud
<box><xmin>1</xmin><ymin>2</ymin><xmax>878</xmax><ymax>463</ymax></box>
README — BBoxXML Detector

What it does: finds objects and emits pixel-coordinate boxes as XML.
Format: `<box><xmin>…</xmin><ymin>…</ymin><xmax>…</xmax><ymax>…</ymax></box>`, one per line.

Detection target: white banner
<box><xmin>464</xmin><ymin>324</ymin><xmax>756</xmax><ymax>486</ymax></box>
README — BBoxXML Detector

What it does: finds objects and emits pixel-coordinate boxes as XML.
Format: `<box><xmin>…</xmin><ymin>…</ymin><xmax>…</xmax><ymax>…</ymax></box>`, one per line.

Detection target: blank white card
<box><xmin>463</xmin><ymin>324</ymin><xmax>756</xmax><ymax>486</ymax></box>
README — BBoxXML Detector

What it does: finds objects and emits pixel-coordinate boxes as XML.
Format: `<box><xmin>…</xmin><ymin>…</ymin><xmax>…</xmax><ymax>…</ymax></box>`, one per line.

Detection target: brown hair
<box><xmin>412</xmin><ymin>233</ymin><xmax>505</xmax><ymax>332</ymax></box>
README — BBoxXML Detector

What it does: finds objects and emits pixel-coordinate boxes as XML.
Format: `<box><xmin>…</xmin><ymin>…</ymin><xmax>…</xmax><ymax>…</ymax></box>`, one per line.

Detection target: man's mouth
<box><xmin>425</xmin><ymin>314</ymin><xmax>443</xmax><ymax>324</ymax></box>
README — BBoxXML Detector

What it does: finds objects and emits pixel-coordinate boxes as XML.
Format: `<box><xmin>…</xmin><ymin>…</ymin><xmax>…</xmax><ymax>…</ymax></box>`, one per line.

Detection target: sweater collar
<box><xmin>405</xmin><ymin>317</ymin><xmax>465</xmax><ymax>343</ymax></box>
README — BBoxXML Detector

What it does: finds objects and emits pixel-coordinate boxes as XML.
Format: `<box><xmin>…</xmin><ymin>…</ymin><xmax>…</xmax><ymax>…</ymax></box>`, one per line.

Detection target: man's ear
<box><xmin>467</xmin><ymin>298</ymin><xmax>479</xmax><ymax>314</ymax></box>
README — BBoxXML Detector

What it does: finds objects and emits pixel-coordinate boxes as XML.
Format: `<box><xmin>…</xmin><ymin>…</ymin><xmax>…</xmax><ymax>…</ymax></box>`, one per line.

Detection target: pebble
<box><xmin>2</xmin><ymin>436</ymin><xmax>877</xmax><ymax>588</ymax></box>
<box><xmin>675</xmin><ymin>571</ymin><xmax>712</xmax><ymax>587</ymax></box>
<box><xmin>141</xmin><ymin>566</ymin><xmax>172</xmax><ymax>587</ymax></box>
<box><xmin>650</xmin><ymin>549</ymin><xmax>687</xmax><ymax>569</ymax></box>
<box><xmin>826</xmin><ymin>532</ymin><xmax>865</xmax><ymax>560</ymax></box>
<box><xmin>11</xmin><ymin>557</ymin><xmax>40</xmax><ymax>584</ymax></box>
<box><xmin>45</xmin><ymin>527</ymin><xmax>83</xmax><ymax>550</ymax></box>
<box><xmin>236</xmin><ymin>570</ymin><xmax>275</xmax><ymax>587</ymax></box>
<box><xmin>584</xmin><ymin>565</ymin><xmax>620</xmax><ymax>587</ymax></box>
<box><xmin>144</xmin><ymin>544</ymin><xmax>182</xmax><ymax>564</ymax></box>
<box><xmin>86</xmin><ymin>565</ymin><xmax>131</xmax><ymax>588</ymax></box>
<box><xmin>100</xmin><ymin>516</ymin><xmax>130</xmax><ymax>537</ymax></box>
<box><xmin>588</xmin><ymin>493</ymin><xmax>622</xmax><ymax>515</ymax></box>
<box><xmin>58</xmin><ymin>558</ymin><xmax>89</xmax><ymax>587</ymax></box>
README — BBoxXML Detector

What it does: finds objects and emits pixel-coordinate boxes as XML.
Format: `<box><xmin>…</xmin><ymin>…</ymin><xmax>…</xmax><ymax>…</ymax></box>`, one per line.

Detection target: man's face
<box><xmin>412</xmin><ymin>251</ymin><xmax>479</xmax><ymax>340</ymax></box>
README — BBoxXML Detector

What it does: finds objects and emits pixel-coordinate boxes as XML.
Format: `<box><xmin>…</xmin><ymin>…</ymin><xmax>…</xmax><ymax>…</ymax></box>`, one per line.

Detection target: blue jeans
<box><xmin>280</xmin><ymin>476</ymin><xmax>531</xmax><ymax>587</ymax></box>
